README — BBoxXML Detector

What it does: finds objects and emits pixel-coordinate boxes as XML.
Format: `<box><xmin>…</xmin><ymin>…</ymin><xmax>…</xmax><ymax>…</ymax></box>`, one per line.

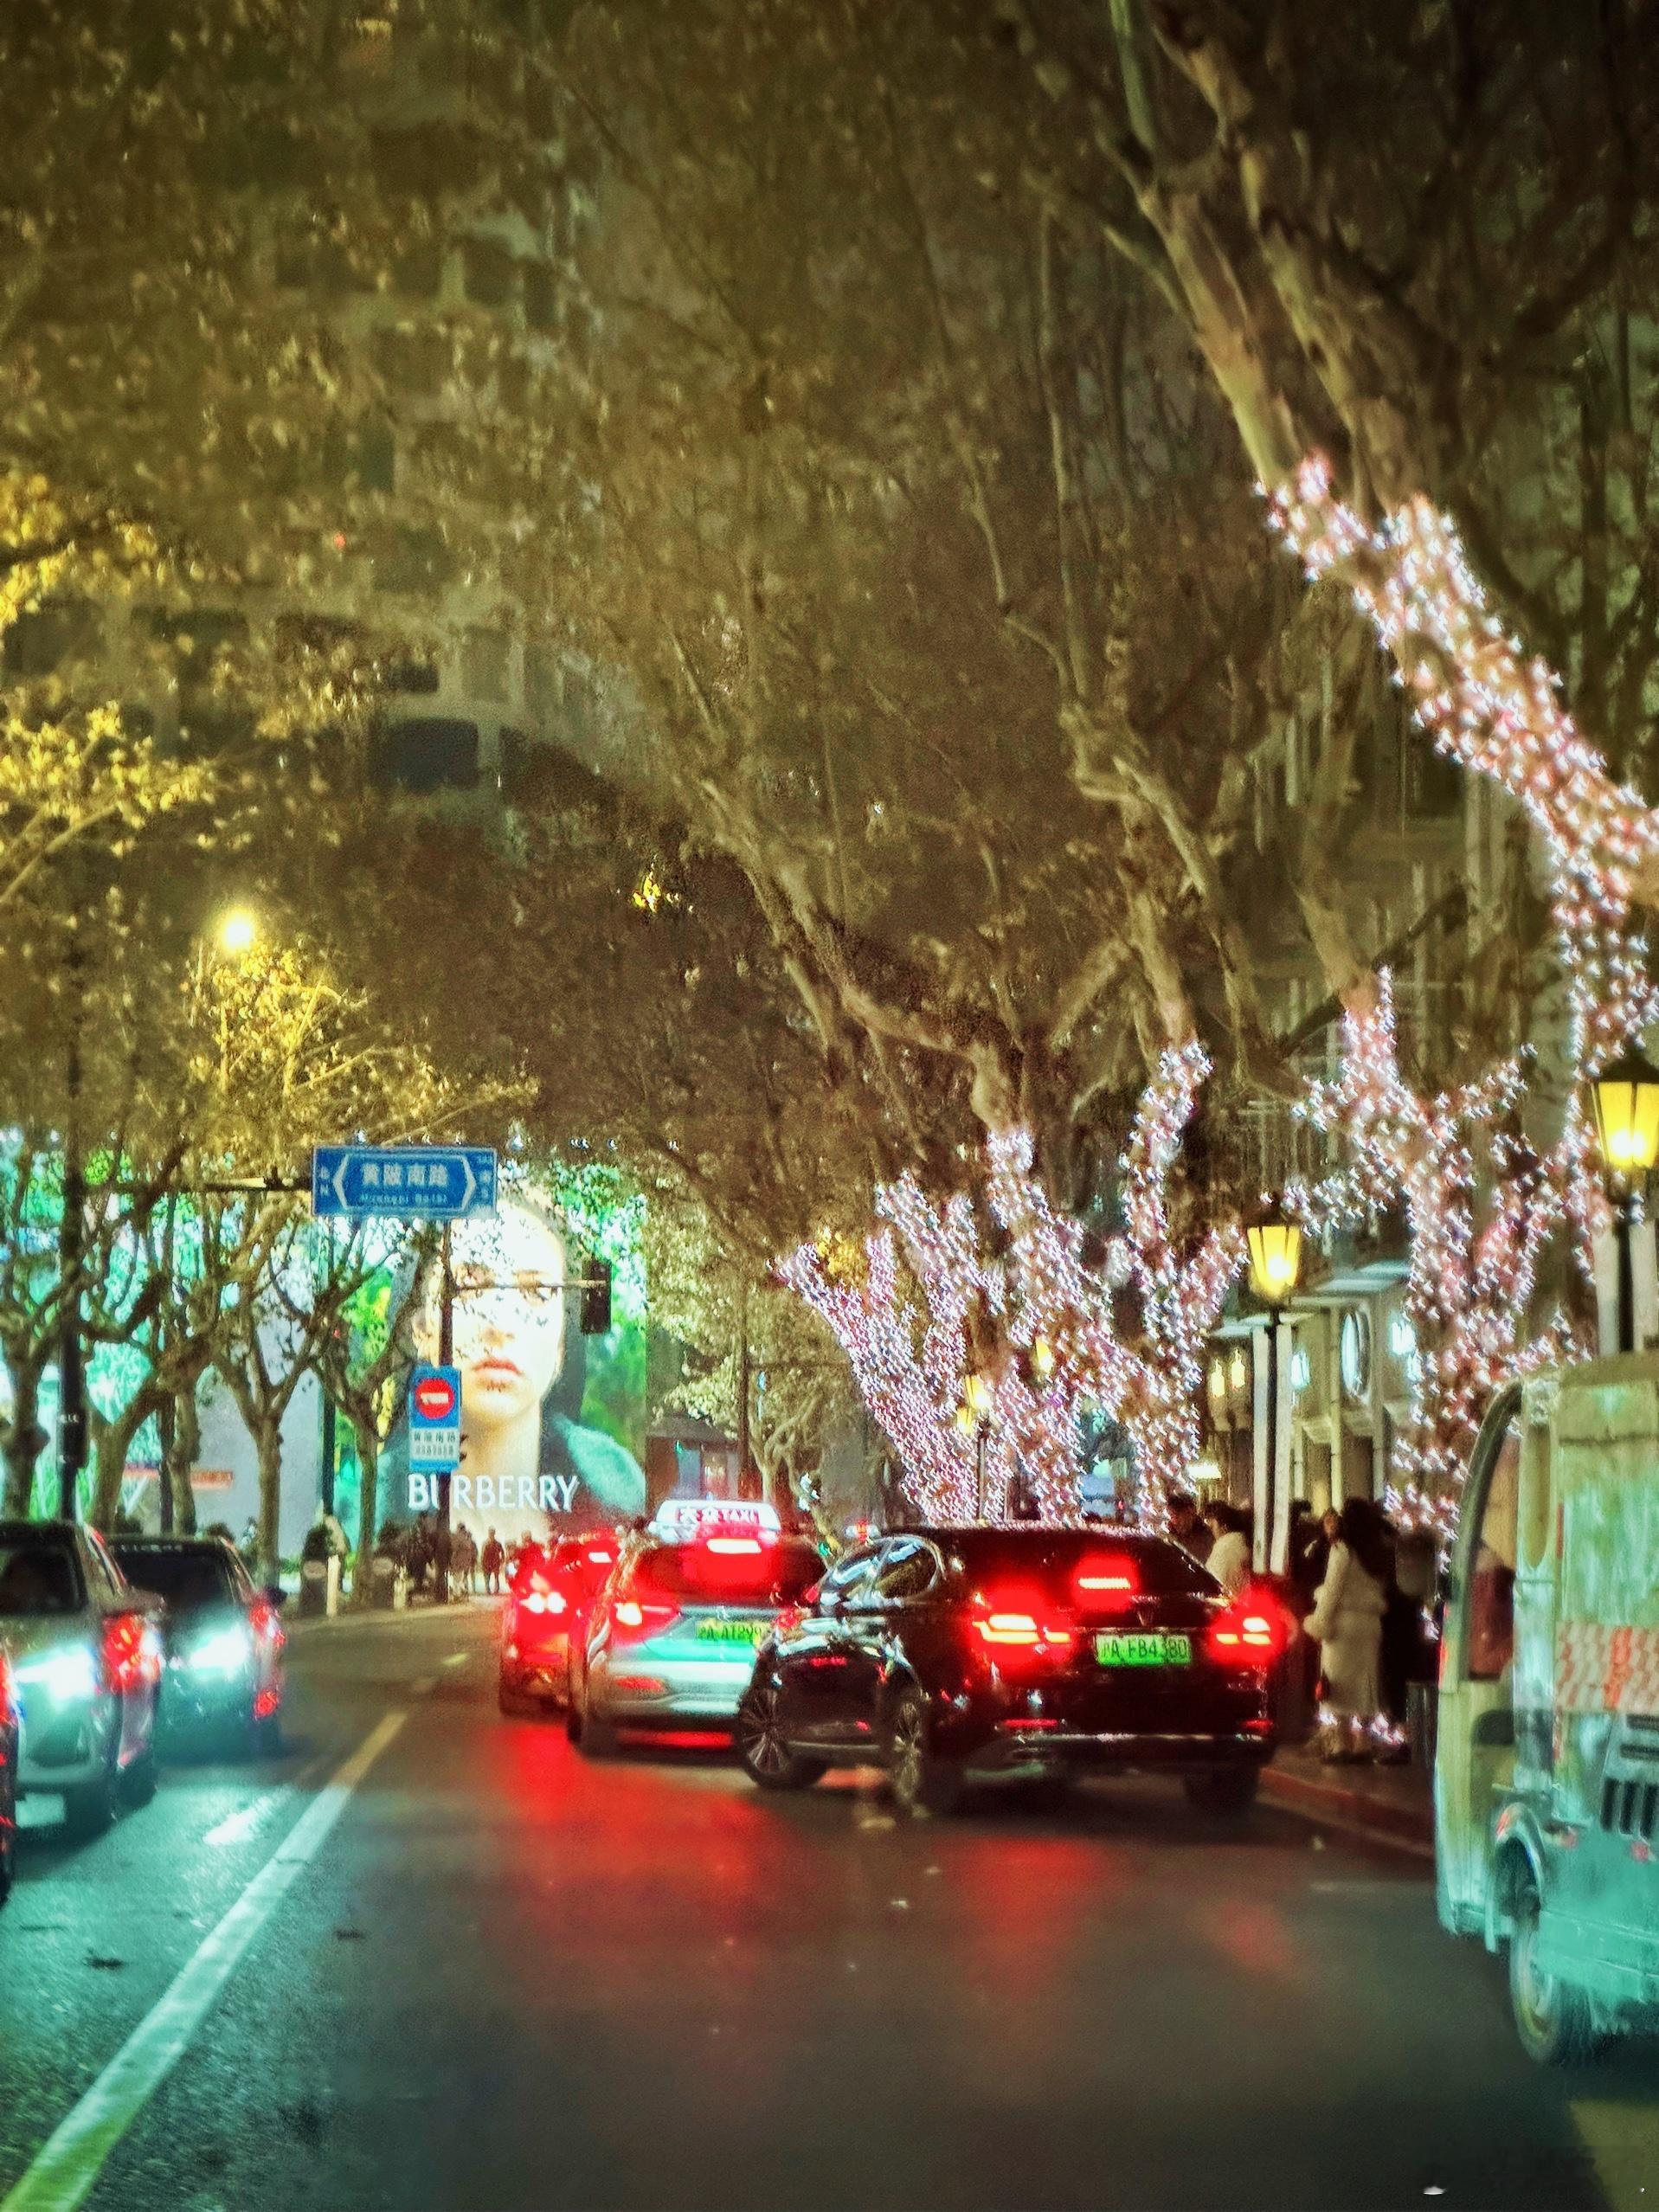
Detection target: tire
<box><xmin>498</xmin><ymin>1678</ymin><xmax>533</xmax><ymax>1718</ymax></box>
<box><xmin>65</xmin><ymin>1757</ymin><xmax>118</xmax><ymax>1840</ymax></box>
<box><xmin>121</xmin><ymin>1749</ymin><xmax>158</xmax><ymax>1810</ymax></box>
<box><xmin>1509</xmin><ymin>1879</ymin><xmax>1603</xmax><ymax>2067</ymax></box>
<box><xmin>254</xmin><ymin>1712</ymin><xmax>282</xmax><ymax>1759</ymax></box>
<box><xmin>888</xmin><ymin>1688</ymin><xmax>962</xmax><ymax>1817</ymax></box>
<box><xmin>736</xmin><ymin>1682</ymin><xmax>826</xmax><ymax>1792</ymax></box>
<box><xmin>1184</xmin><ymin>1767</ymin><xmax>1261</xmax><ymax>1817</ymax></box>
<box><xmin>0</xmin><ymin>1797</ymin><xmax>15</xmax><ymax>1910</ymax></box>
<box><xmin>568</xmin><ymin>1679</ymin><xmax>615</xmax><ymax>1758</ymax></box>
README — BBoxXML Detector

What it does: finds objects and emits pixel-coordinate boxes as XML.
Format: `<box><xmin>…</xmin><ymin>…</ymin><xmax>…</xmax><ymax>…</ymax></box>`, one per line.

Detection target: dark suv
<box><xmin>736</xmin><ymin>1526</ymin><xmax>1279</xmax><ymax>1817</ymax></box>
<box><xmin>110</xmin><ymin>1536</ymin><xmax>286</xmax><ymax>1754</ymax></box>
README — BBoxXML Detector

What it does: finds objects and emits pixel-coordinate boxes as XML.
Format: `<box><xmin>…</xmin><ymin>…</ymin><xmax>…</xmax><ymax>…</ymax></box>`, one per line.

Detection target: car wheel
<box><xmin>65</xmin><ymin>1756</ymin><xmax>119</xmax><ymax>1840</ymax></box>
<box><xmin>498</xmin><ymin>1678</ymin><xmax>533</xmax><ymax>1718</ymax></box>
<box><xmin>736</xmin><ymin>1683</ymin><xmax>826</xmax><ymax>1791</ymax></box>
<box><xmin>122</xmin><ymin>1748</ymin><xmax>159</xmax><ymax>1810</ymax></box>
<box><xmin>254</xmin><ymin>1711</ymin><xmax>283</xmax><ymax>1758</ymax></box>
<box><xmin>1184</xmin><ymin>1767</ymin><xmax>1260</xmax><ymax>1817</ymax></box>
<box><xmin>567</xmin><ymin>1677</ymin><xmax>615</xmax><ymax>1757</ymax></box>
<box><xmin>1509</xmin><ymin>1878</ymin><xmax>1603</xmax><ymax>2066</ymax></box>
<box><xmin>888</xmin><ymin>1688</ymin><xmax>961</xmax><ymax>1817</ymax></box>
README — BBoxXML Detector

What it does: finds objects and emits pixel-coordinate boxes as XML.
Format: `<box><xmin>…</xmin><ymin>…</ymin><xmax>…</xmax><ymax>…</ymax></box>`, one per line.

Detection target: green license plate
<box><xmin>696</xmin><ymin>1618</ymin><xmax>767</xmax><ymax>1647</ymax></box>
<box><xmin>1095</xmin><ymin>1631</ymin><xmax>1191</xmax><ymax>1668</ymax></box>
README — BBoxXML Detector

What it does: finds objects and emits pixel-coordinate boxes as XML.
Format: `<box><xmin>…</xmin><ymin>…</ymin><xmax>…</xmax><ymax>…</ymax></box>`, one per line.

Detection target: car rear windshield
<box><xmin>931</xmin><ymin>1530</ymin><xmax>1216</xmax><ymax>1601</ymax></box>
<box><xmin>0</xmin><ymin>1537</ymin><xmax>84</xmax><ymax>1617</ymax></box>
<box><xmin>630</xmin><ymin>1538</ymin><xmax>823</xmax><ymax>1607</ymax></box>
<box><xmin>111</xmin><ymin>1546</ymin><xmax>235</xmax><ymax>1614</ymax></box>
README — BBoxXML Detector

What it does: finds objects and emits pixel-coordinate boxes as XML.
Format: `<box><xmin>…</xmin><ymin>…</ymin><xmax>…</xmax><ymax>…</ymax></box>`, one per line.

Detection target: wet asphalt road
<box><xmin>0</xmin><ymin>1604</ymin><xmax>1652</xmax><ymax>2212</ymax></box>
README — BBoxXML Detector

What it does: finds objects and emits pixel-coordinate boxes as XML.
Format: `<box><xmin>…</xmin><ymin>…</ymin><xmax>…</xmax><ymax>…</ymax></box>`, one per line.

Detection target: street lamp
<box><xmin>1591</xmin><ymin>1047</ymin><xmax>1659</xmax><ymax>1353</ymax></box>
<box><xmin>215</xmin><ymin>906</ymin><xmax>260</xmax><ymax>958</ymax></box>
<box><xmin>1246</xmin><ymin>1203</ymin><xmax>1303</xmax><ymax>1572</ymax></box>
<box><xmin>957</xmin><ymin>1370</ymin><xmax>993</xmax><ymax>1520</ymax></box>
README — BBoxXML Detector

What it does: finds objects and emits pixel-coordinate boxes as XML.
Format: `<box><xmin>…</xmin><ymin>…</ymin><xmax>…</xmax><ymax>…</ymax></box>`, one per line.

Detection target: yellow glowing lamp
<box><xmin>1030</xmin><ymin>1337</ymin><xmax>1055</xmax><ymax>1382</ymax></box>
<box><xmin>1591</xmin><ymin>1049</ymin><xmax>1659</xmax><ymax>1176</ymax></box>
<box><xmin>961</xmin><ymin>1372</ymin><xmax>993</xmax><ymax>1423</ymax></box>
<box><xmin>215</xmin><ymin>906</ymin><xmax>259</xmax><ymax>957</ymax></box>
<box><xmin>1246</xmin><ymin>1214</ymin><xmax>1302</xmax><ymax>1306</ymax></box>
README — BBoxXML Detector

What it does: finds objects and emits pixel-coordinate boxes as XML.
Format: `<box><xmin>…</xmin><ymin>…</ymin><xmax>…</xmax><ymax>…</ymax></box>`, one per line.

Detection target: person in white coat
<box><xmin>1202</xmin><ymin>1501</ymin><xmax>1251</xmax><ymax>1598</ymax></box>
<box><xmin>1302</xmin><ymin>1496</ymin><xmax>1390</xmax><ymax>1759</ymax></box>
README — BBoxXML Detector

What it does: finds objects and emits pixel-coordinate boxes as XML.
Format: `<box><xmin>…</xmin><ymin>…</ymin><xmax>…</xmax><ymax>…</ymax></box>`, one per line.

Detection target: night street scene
<box><xmin>4</xmin><ymin>7</ymin><xmax>1659</xmax><ymax>2212</ymax></box>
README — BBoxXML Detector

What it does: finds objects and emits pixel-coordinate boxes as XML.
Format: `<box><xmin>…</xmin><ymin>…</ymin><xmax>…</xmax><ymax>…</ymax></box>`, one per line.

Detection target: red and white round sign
<box><xmin>413</xmin><ymin>1373</ymin><xmax>459</xmax><ymax>1424</ymax></box>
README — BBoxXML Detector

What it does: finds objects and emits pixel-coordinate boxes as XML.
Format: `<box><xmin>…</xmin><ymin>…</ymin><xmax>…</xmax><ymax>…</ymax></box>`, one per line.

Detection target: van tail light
<box><xmin>611</xmin><ymin>1598</ymin><xmax>679</xmax><ymax>1641</ymax></box>
<box><xmin>972</xmin><ymin>1591</ymin><xmax>1074</xmax><ymax>1659</ymax></box>
<box><xmin>101</xmin><ymin>1612</ymin><xmax>158</xmax><ymax>1694</ymax></box>
<box><xmin>1208</xmin><ymin>1603</ymin><xmax>1280</xmax><ymax>1669</ymax></box>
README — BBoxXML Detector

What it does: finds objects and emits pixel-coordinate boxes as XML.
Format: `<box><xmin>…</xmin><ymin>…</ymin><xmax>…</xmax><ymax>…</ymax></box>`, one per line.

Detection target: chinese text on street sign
<box><xmin>311</xmin><ymin>1145</ymin><xmax>498</xmax><ymax>1221</ymax></box>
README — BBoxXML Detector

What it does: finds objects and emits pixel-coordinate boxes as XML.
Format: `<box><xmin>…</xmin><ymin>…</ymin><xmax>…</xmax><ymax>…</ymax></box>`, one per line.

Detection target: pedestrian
<box><xmin>1202</xmin><ymin>1500</ymin><xmax>1251</xmax><ymax>1597</ymax></box>
<box><xmin>1302</xmin><ymin>1496</ymin><xmax>1391</xmax><ymax>1760</ymax></box>
<box><xmin>408</xmin><ymin>1513</ymin><xmax>433</xmax><ymax>1596</ymax></box>
<box><xmin>1167</xmin><ymin>1490</ymin><xmax>1213</xmax><ymax>1565</ymax></box>
<box><xmin>453</xmin><ymin>1523</ymin><xmax>476</xmax><ymax>1596</ymax></box>
<box><xmin>481</xmin><ymin>1527</ymin><xmax>505</xmax><ymax>1596</ymax></box>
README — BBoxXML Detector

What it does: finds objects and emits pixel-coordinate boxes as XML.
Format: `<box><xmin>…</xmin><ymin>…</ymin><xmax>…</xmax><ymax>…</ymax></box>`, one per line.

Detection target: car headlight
<box><xmin>187</xmin><ymin>1625</ymin><xmax>254</xmax><ymax>1675</ymax></box>
<box><xmin>15</xmin><ymin>1646</ymin><xmax>100</xmax><ymax>1702</ymax></box>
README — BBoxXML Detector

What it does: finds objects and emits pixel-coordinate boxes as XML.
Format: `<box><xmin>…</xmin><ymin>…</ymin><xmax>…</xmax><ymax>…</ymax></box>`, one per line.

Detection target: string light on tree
<box><xmin>1291</xmin><ymin>973</ymin><xmax>1591</xmax><ymax>1535</ymax></box>
<box><xmin>1265</xmin><ymin>453</ymin><xmax>1659</xmax><ymax>1069</ymax></box>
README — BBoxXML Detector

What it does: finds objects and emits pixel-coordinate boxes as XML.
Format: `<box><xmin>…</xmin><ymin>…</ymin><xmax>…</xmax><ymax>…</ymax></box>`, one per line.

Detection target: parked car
<box><xmin>567</xmin><ymin>1502</ymin><xmax>823</xmax><ymax>1752</ymax></box>
<box><xmin>498</xmin><ymin>1533</ymin><xmax>620</xmax><ymax>1715</ymax></box>
<box><xmin>0</xmin><ymin>1520</ymin><xmax>164</xmax><ymax>1836</ymax></box>
<box><xmin>736</xmin><ymin>1526</ymin><xmax>1280</xmax><ymax>1817</ymax></box>
<box><xmin>0</xmin><ymin>1648</ymin><xmax>16</xmax><ymax>1907</ymax></box>
<box><xmin>109</xmin><ymin>1534</ymin><xmax>286</xmax><ymax>1754</ymax></box>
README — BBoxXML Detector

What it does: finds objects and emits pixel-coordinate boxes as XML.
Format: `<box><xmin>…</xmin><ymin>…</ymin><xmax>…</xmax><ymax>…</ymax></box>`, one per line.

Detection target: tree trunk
<box><xmin>90</xmin><ymin>1387</ymin><xmax>160</xmax><ymax>1529</ymax></box>
<box><xmin>2</xmin><ymin>1361</ymin><xmax>46</xmax><ymax>1516</ymax></box>
<box><xmin>163</xmin><ymin>1387</ymin><xmax>200</xmax><ymax>1535</ymax></box>
<box><xmin>350</xmin><ymin>1410</ymin><xmax>381</xmax><ymax>1607</ymax></box>
<box><xmin>254</xmin><ymin>1422</ymin><xmax>283</xmax><ymax>1587</ymax></box>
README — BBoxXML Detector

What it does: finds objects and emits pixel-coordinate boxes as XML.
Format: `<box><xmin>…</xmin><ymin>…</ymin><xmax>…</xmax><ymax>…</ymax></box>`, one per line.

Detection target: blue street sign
<box><xmin>409</xmin><ymin>1364</ymin><xmax>462</xmax><ymax>1474</ymax></box>
<box><xmin>310</xmin><ymin>1145</ymin><xmax>497</xmax><ymax>1221</ymax></box>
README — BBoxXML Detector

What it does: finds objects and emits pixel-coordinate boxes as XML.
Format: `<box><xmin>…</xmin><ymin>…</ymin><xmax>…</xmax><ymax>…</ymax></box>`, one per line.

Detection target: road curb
<box><xmin>1259</xmin><ymin>1761</ymin><xmax>1434</xmax><ymax>1857</ymax></box>
<box><xmin>285</xmin><ymin>1601</ymin><xmax>497</xmax><ymax>1636</ymax></box>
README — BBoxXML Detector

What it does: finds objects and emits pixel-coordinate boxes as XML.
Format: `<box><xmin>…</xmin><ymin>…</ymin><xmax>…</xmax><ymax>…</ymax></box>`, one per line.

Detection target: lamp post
<box><xmin>1590</xmin><ymin>1048</ymin><xmax>1659</xmax><ymax>1354</ymax></box>
<box><xmin>1245</xmin><ymin>1207</ymin><xmax>1303</xmax><ymax>1573</ymax></box>
<box><xmin>957</xmin><ymin>1370</ymin><xmax>993</xmax><ymax>1521</ymax></box>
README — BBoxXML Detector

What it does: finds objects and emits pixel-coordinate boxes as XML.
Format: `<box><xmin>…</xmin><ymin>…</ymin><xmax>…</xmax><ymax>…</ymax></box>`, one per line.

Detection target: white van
<box><xmin>1437</xmin><ymin>1353</ymin><xmax>1659</xmax><ymax>2061</ymax></box>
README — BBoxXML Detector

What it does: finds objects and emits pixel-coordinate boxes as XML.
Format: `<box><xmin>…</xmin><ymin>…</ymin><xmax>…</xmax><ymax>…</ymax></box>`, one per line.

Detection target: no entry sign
<box><xmin>409</xmin><ymin>1363</ymin><xmax>462</xmax><ymax>1473</ymax></box>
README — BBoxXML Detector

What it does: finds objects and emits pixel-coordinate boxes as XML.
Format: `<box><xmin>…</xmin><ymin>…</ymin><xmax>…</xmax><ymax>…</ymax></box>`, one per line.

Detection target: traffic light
<box><xmin>580</xmin><ymin>1257</ymin><xmax>613</xmax><ymax>1336</ymax></box>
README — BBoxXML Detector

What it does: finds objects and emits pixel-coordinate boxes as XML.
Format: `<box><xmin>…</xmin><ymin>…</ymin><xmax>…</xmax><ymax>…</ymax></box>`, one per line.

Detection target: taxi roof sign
<box><xmin>651</xmin><ymin>1497</ymin><xmax>781</xmax><ymax>1541</ymax></box>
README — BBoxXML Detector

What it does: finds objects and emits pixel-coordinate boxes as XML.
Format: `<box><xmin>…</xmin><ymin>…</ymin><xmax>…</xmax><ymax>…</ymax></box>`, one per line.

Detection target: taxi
<box><xmin>566</xmin><ymin>1501</ymin><xmax>823</xmax><ymax>1752</ymax></box>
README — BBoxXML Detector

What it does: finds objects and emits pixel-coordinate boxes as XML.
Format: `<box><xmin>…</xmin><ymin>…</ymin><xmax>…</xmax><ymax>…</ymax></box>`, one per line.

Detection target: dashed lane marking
<box><xmin>202</xmin><ymin>1792</ymin><xmax>285</xmax><ymax>1849</ymax></box>
<box><xmin>0</xmin><ymin>1709</ymin><xmax>407</xmax><ymax>2212</ymax></box>
<box><xmin>441</xmin><ymin>1651</ymin><xmax>468</xmax><ymax>1669</ymax></box>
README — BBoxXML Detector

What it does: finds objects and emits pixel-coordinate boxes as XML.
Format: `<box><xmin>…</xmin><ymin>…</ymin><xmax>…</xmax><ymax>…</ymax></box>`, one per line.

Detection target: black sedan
<box><xmin>110</xmin><ymin>1536</ymin><xmax>286</xmax><ymax>1754</ymax></box>
<box><xmin>736</xmin><ymin>1526</ymin><xmax>1280</xmax><ymax>1817</ymax></box>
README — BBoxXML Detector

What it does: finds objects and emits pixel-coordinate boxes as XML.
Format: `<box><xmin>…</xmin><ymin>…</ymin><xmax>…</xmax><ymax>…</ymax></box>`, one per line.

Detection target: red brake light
<box><xmin>519</xmin><ymin>1590</ymin><xmax>568</xmax><ymax>1617</ymax></box>
<box><xmin>249</xmin><ymin>1600</ymin><xmax>283</xmax><ymax>1647</ymax></box>
<box><xmin>1074</xmin><ymin>1553</ymin><xmax>1139</xmax><ymax>1605</ymax></box>
<box><xmin>705</xmin><ymin>1536</ymin><xmax>764</xmax><ymax>1556</ymax></box>
<box><xmin>612</xmin><ymin>1596</ymin><xmax>679</xmax><ymax>1640</ymax></box>
<box><xmin>972</xmin><ymin>1589</ymin><xmax>1074</xmax><ymax>1655</ymax></box>
<box><xmin>101</xmin><ymin>1612</ymin><xmax>158</xmax><ymax>1694</ymax></box>
<box><xmin>1209</xmin><ymin>1603</ymin><xmax>1280</xmax><ymax>1666</ymax></box>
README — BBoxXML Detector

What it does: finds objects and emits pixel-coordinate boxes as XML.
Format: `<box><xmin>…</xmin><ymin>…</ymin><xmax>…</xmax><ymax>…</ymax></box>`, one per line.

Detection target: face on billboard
<box><xmin>407</xmin><ymin>1193</ymin><xmax>647</xmax><ymax>1539</ymax></box>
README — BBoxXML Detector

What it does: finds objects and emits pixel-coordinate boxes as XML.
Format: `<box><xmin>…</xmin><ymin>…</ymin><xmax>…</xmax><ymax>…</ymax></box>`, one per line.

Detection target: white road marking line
<box><xmin>0</xmin><ymin>1709</ymin><xmax>406</xmax><ymax>2212</ymax></box>
<box><xmin>441</xmin><ymin>1651</ymin><xmax>468</xmax><ymax>1669</ymax></box>
<box><xmin>202</xmin><ymin>1792</ymin><xmax>284</xmax><ymax>1849</ymax></box>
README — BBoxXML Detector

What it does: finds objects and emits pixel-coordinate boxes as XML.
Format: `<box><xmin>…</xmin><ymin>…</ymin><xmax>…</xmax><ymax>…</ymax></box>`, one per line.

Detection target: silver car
<box><xmin>0</xmin><ymin>1520</ymin><xmax>164</xmax><ymax>1836</ymax></box>
<box><xmin>567</xmin><ymin>1528</ymin><xmax>824</xmax><ymax>1752</ymax></box>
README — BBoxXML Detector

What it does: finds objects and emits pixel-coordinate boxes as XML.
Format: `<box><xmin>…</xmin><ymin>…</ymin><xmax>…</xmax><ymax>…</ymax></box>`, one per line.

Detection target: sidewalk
<box><xmin>1261</xmin><ymin>1741</ymin><xmax>1434</xmax><ymax>1855</ymax></box>
<box><xmin>284</xmin><ymin>1591</ymin><xmax>501</xmax><ymax>1634</ymax></box>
